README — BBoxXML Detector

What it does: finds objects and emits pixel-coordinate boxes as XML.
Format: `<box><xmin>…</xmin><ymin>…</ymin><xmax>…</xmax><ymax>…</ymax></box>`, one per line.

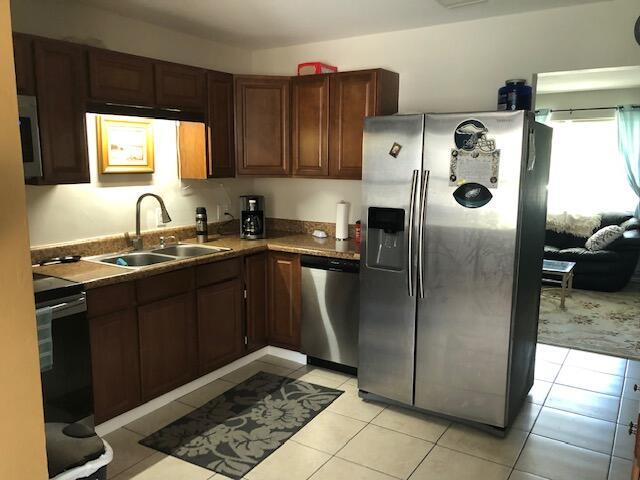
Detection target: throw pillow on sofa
<box><xmin>585</xmin><ymin>225</ymin><xmax>625</xmax><ymax>251</ymax></box>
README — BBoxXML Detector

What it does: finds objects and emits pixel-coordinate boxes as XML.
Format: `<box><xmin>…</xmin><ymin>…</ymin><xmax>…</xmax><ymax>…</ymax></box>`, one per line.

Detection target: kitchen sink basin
<box><xmin>151</xmin><ymin>244</ymin><xmax>231</xmax><ymax>258</ymax></box>
<box><xmin>99</xmin><ymin>252</ymin><xmax>176</xmax><ymax>267</ymax></box>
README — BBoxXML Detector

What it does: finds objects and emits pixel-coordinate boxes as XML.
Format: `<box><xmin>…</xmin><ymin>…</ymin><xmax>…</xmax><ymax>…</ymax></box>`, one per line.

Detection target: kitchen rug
<box><xmin>139</xmin><ymin>371</ymin><xmax>343</xmax><ymax>479</ymax></box>
<box><xmin>538</xmin><ymin>282</ymin><xmax>640</xmax><ymax>360</ymax></box>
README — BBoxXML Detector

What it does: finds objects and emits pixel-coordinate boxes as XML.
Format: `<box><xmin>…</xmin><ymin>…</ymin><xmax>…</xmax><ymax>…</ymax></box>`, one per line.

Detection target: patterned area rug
<box><xmin>538</xmin><ymin>282</ymin><xmax>640</xmax><ymax>360</ymax></box>
<box><xmin>140</xmin><ymin>371</ymin><xmax>343</xmax><ymax>479</ymax></box>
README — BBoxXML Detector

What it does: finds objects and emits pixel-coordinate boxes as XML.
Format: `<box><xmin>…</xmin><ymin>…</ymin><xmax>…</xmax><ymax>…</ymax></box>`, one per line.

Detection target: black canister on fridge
<box><xmin>497</xmin><ymin>79</ymin><xmax>532</xmax><ymax>111</ymax></box>
<box><xmin>196</xmin><ymin>207</ymin><xmax>208</xmax><ymax>243</ymax></box>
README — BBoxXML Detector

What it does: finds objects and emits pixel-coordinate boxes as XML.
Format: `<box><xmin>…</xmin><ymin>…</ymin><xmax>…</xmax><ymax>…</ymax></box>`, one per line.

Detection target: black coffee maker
<box><xmin>240</xmin><ymin>195</ymin><xmax>265</xmax><ymax>240</ymax></box>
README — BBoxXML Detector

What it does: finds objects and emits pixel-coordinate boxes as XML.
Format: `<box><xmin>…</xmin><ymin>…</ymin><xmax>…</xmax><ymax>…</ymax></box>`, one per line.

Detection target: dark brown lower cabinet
<box><xmin>89</xmin><ymin>308</ymin><xmax>141</xmax><ymax>423</ymax></box>
<box><xmin>87</xmin><ymin>252</ymin><xmax>302</xmax><ymax>423</ymax></box>
<box><xmin>245</xmin><ymin>253</ymin><xmax>268</xmax><ymax>352</ymax></box>
<box><xmin>197</xmin><ymin>278</ymin><xmax>244</xmax><ymax>374</ymax></box>
<box><xmin>267</xmin><ymin>252</ymin><xmax>301</xmax><ymax>350</ymax></box>
<box><xmin>138</xmin><ymin>292</ymin><xmax>197</xmax><ymax>401</ymax></box>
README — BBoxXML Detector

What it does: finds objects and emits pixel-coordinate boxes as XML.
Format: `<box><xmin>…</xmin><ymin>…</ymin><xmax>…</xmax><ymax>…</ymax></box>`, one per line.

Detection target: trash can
<box><xmin>46</xmin><ymin>422</ymin><xmax>113</xmax><ymax>480</ymax></box>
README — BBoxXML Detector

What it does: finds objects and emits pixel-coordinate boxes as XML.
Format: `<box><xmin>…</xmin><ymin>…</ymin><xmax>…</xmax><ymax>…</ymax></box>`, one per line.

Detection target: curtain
<box><xmin>535</xmin><ymin>108</ymin><xmax>551</xmax><ymax>124</ymax></box>
<box><xmin>617</xmin><ymin>106</ymin><xmax>640</xmax><ymax>217</ymax></box>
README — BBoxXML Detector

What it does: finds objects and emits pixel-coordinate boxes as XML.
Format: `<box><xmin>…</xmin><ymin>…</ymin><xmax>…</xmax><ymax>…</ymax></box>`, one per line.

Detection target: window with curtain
<box><xmin>546</xmin><ymin>118</ymin><xmax>637</xmax><ymax>215</ymax></box>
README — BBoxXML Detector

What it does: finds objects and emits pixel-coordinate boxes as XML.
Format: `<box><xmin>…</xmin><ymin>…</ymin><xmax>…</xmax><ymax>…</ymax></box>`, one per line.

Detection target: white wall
<box><xmin>250</xmin><ymin>0</ymin><xmax>640</xmax><ymax>223</ymax></box>
<box><xmin>26</xmin><ymin>115</ymin><xmax>251</xmax><ymax>246</ymax></box>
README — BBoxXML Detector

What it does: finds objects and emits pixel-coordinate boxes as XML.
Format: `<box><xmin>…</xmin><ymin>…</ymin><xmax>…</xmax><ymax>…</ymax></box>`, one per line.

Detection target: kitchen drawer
<box><xmin>87</xmin><ymin>282</ymin><xmax>136</xmax><ymax>317</ymax></box>
<box><xmin>136</xmin><ymin>268</ymin><xmax>195</xmax><ymax>304</ymax></box>
<box><xmin>196</xmin><ymin>258</ymin><xmax>241</xmax><ymax>287</ymax></box>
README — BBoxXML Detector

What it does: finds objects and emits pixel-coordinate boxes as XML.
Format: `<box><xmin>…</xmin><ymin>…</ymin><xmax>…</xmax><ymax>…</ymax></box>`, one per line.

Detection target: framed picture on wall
<box><xmin>96</xmin><ymin>116</ymin><xmax>155</xmax><ymax>174</ymax></box>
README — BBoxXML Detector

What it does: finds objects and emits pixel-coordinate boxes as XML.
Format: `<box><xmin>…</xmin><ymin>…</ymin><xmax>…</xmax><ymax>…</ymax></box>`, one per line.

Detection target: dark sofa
<box><xmin>544</xmin><ymin>213</ymin><xmax>640</xmax><ymax>292</ymax></box>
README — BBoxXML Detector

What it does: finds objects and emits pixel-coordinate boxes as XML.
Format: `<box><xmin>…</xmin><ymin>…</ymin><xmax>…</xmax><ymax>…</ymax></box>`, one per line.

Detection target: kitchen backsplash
<box><xmin>30</xmin><ymin>218</ymin><xmax>356</xmax><ymax>265</ymax></box>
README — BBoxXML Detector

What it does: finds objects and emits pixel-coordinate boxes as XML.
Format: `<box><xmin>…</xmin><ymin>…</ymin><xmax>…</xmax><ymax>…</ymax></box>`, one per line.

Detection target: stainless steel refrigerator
<box><xmin>359</xmin><ymin>111</ymin><xmax>552</xmax><ymax>431</ymax></box>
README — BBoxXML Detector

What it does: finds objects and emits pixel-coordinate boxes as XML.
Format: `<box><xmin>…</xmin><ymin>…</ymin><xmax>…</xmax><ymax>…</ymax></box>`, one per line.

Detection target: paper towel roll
<box><xmin>336</xmin><ymin>201</ymin><xmax>349</xmax><ymax>240</ymax></box>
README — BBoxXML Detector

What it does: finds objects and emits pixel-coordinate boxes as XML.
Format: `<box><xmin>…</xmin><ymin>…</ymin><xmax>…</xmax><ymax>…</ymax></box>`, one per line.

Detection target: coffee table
<box><xmin>542</xmin><ymin>259</ymin><xmax>576</xmax><ymax>310</ymax></box>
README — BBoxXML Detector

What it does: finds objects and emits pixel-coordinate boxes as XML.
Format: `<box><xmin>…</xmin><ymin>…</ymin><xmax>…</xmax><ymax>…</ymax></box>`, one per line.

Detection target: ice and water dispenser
<box><xmin>367</xmin><ymin>207</ymin><xmax>405</xmax><ymax>271</ymax></box>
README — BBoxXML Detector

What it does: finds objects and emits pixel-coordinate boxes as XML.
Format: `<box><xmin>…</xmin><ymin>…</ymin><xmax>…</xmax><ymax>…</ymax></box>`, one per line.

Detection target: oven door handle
<box><xmin>38</xmin><ymin>295</ymin><xmax>87</xmax><ymax>319</ymax></box>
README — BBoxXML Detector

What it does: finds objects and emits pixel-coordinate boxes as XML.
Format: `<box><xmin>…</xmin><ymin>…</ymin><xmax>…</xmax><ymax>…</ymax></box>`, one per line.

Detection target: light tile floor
<box><xmin>105</xmin><ymin>346</ymin><xmax>639</xmax><ymax>480</ymax></box>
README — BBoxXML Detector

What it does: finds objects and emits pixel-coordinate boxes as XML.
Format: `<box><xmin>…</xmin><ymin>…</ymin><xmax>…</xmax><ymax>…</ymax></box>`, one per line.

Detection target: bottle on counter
<box><xmin>196</xmin><ymin>207</ymin><xmax>208</xmax><ymax>243</ymax></box>
<box><xmin>355</xmin><ymin>220</ymin><xmax>361</xmax><ymax>244</ymax></box>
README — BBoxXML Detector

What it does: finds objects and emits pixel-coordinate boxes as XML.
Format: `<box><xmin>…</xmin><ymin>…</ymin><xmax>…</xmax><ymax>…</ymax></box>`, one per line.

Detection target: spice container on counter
<box><xmin>355</xmin><ymin>220</ymin><xmax>361</xmax><ymax>244</ymax></box>
<box><xmin>196</xmin><ymin>207</ymin><xmax>208</xmax><ymax>243</ymax></box>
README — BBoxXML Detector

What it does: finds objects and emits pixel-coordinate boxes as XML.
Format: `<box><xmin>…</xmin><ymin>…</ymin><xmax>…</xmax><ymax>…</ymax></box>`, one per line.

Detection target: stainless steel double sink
<box><xmin>91</xmin><ymin>244</ymin><xmax>231</xmax><ymax>269</ymax></box>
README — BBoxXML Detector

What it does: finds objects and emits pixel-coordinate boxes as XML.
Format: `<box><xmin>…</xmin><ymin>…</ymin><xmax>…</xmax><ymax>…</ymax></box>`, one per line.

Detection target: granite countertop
<box><xmin>32</xmin><ymin>232</ymin><xmax>360</xmax><ymax>289</ymax></box>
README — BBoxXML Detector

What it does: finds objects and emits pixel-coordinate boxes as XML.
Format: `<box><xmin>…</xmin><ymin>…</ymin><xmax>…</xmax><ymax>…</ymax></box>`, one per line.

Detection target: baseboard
<box><xmin>95</xmin><ymin>346</ymin><xmax>306</xmax><ymax>437</ymax></box>
<box><xmin>267</xmin><ymin>345</ymin><xmax>307</xmax><ymax>365</ymax></box>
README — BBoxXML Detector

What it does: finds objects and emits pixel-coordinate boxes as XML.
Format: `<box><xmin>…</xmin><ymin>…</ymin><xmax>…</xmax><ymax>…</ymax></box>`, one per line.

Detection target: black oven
<box><xmin>34</xmin><ymin>274</ymin><xmax>92</xmax><ymax>424</ymax></box>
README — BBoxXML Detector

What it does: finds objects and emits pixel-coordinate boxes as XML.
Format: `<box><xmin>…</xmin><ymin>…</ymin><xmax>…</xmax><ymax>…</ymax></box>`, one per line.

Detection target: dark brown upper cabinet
<box><xmin>13</xmin><ymin>33</ymin><xmax>35</xmax><ymax>95</ymax></box>
<box><xmin>328</xmin><ymin>69</ymin><xmax>399</xmax><ymax>179</ymax></box>
<box><xmin>155</xmin><ymin>62</ymin><xmax>206</xmax><ymax>111</ymax></box>
<box><xmin>88</xmin><ymin>49</ymin><xmax>155</xmax><ymax>106</ymax></box>
<box><xmin>178</xmin><ymin>121</ymin><xmax>207</xmax><ymax>179</ymax></box>
<box><xmin>33</xmin><ymin>38</ymin><xmax>90</xmax><ymax>184</ymax></box>
<box><xmin>235</xmin><ymin>76</ymin><xmax>290</xmax><ymax>176</ymax></box>
<box><xmin>177</xmin><ymin>73</ymin><xmax>234</xmax><ymax>180</ymax></box>
<box><xmin>207</xmin><ymin>71</ymin><xmax>235</xmax><ymax>177</ymax></box>
<box><xmin>291</xmin><ymin>74</ymin><xmax>330</xmax><ymax>177</ymax></box>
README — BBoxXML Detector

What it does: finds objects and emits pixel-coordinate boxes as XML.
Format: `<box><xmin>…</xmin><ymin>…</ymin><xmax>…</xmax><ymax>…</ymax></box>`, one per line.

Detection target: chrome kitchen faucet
<box><xmin>133</xmin><ymin>193</ymin><xmax>172</xmax><ymax>251</ymax></box>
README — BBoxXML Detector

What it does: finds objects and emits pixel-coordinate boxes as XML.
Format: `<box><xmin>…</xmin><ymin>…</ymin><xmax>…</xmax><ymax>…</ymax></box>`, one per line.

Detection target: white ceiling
<box><xmin>537</xmin><ymin>66</ymin><xmax>640</xmax><ymax>94</ymax></box>
<box><xmin>75</xmin><ymin>0</ymin><xmax>609</xmax><ymax>49</ymax></box>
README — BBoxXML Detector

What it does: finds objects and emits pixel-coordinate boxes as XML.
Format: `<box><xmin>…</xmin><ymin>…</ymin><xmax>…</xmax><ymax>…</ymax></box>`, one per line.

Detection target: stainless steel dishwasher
<box><xmin>301</xmin><ymin>255</ymin><xmax>360</xmax><ymax>371</ymax></box>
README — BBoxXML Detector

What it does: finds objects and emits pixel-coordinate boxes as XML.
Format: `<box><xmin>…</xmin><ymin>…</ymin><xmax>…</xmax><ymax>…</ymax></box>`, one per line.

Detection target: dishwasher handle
<box><xmin>301</xmin><ymin>255</ymin><xmax>360</xmax><ymax>273</ymax></box>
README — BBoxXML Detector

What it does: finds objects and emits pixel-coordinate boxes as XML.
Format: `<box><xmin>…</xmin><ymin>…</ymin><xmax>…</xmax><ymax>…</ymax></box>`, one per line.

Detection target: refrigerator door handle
<box><xmin>408</xmin><ymin>169</ymin><xmax>419</xmax><ymax>297</ymax></box>
<box><xmin>418</xmin><ymin>169</ymin><xmax>430</xmax><ymax>298</ymax></box>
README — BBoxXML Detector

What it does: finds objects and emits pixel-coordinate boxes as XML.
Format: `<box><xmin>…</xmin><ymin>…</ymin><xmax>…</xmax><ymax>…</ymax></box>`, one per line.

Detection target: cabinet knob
<box><xmin>629</xmin><ymin>421</ymin><xmax>638</xmax><ymax>435</ymax></box>
<box><xmin>634</xmin><ymin>383</ymin><xmax>639</xmax><ymax>392</ymax></box>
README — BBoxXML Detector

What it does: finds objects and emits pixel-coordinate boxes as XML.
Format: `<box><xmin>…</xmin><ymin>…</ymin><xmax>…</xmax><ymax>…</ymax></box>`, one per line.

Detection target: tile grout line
<box><xmin>116</xmin><ymin>349</ymin><xmax>633</xmax><ymax>479</ymax></box>
<box><xmin>544</xmin><ymin>347</ymin><xmax>614</xmax><ymax>478</ymax></box>
<box><xmin>434</xmin><ymin>444</ymin><xmax>522</xmax><ymax>470</ymax></box>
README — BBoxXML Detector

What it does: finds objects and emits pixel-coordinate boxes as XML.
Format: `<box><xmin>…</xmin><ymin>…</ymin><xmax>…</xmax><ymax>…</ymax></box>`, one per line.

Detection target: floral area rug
<box><xmin>538</xmin><ymin>282</ymin><xmax>640</xmax><ymax>360</ymax></box>
<box><xmin>140</xmin><ymin>372</ymin><xmax>342</xmax><ymax>479</ymax></box>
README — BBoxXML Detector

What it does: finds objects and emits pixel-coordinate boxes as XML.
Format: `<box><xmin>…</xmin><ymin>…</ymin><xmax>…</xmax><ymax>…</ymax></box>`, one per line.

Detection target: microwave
<box><xmin>18</xmin><ymin>95</ymin><xmax>43</xmax><ymax>179</ymax></box>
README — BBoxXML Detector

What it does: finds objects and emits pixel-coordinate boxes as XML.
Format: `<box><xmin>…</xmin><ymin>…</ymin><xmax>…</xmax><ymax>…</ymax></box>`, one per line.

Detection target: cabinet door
<box><xmin>88</xmin><ymin>49</ymin><xmax>155</xmax><ymax>106</ymax></box>
<box><xmin>328</xmin><ymin>71</ymin><xmax>376</xmax><ymax>180</ymax></box>
<box><xmin>291</xmin><ymin>75</ymin><xmax>329</xmax><ymax>177</ymax></box>
<box><xmin>89</xmin><ymin>308</ymin><xmax>141</xmax><ymax>423</ymax></box>
<box><xmin>267</xmin><ymin>252</ymin><xmax>301</xmax><ymax>350</ymax></box>
<box><xmin>208</xmin><ymin>71</ymin><xmax>235</xmax><ymax>178</ymax></box>
<box><xmin>245</xmin><ymin>252</ymin><xmax>268</xmax><ymax>352</ymax></box>
<box><xmin>155</xmin><ymin>62</ymin><xmax>206</xmax><ymax>110</ymax></box>
<box><xmin>197</xmin><ymin>278</ymin><xmax>243</xmax><ymax>374</ymax></box>
<box><xmin>34</xmin><ymin>39</ymin><xmax>89</xmax><ymax>184</ymax></box>
<box><xmin>13</xmin><ymin>33</ymin><xmax>35</xmax><ymax>95</ymax></box>
<box><xmin>235</xmin><ymin>76</ymin><xmax>290</xmax><ymax>176</ymax></box>
<box><xmin>138</xmin><ymin>292</ymin><xmax>197</xmax><ymax>401</ymax></box>
<box><xmin>178</xmin><ymin>121</ymin><xmax>207</xmax><ymax>179</ymax></box>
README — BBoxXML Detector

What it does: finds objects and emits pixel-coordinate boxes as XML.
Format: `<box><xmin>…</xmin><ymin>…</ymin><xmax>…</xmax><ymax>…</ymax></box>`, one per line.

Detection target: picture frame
<box><xmin>96</xmin><ymin>115</ymin><xmax>155</xmax><ymax>174</ymax></box>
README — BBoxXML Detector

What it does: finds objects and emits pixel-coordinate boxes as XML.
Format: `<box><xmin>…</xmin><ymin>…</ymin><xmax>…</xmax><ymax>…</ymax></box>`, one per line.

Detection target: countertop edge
<box><xmin>33</xmin><ymin>235</ymin><xmax>360</xmax><ymax>290</ymax></box>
